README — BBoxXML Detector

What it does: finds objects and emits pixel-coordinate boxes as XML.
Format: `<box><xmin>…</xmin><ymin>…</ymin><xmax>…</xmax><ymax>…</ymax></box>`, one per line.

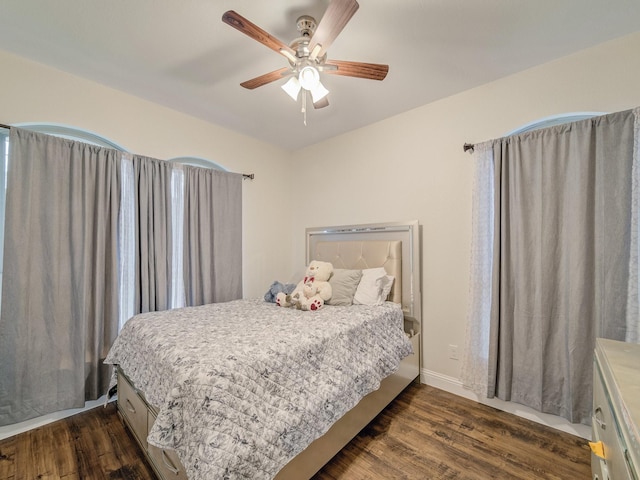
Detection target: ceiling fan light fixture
<box><xmin>310</xmin><ymin>80</ymin><xmax>329</xmax><ymax>103</ymax></box>
<box><xmin>298</xmin><ymin>65</ymin><xmax>320</xmax><ymax>90</ymax></box>
<box><xmin>281</xmin><ymin>76</ymin><xmax>301</xmax><ymax>101</ymax></box>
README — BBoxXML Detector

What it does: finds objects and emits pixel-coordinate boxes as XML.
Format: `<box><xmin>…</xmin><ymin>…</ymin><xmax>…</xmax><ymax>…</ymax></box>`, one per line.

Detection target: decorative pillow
<box><xmin>379</xmin><ymin>274</ymin><xmax>395</xmax><ymax>301</ymax></box>
<box><xmin>327</xmin><ymin>269</ymin><xmax>363</xmax><ymax>306</ymax></box>
<box><xmin>353</xmin><ymin>267</ymin><xmax>395</xmax><ymax>305</ymax></box>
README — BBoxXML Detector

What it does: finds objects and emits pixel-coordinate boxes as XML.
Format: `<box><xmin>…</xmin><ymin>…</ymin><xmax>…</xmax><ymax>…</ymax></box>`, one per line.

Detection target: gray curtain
<box><xmin>183</xmin><ymin>165</ymin><xmax>242</xmax><ymax>305</ymax></box>
<box><xmin>488</xmin><ymin>110</ymin><xmax>634</xmax><ymax>423</ymax></box>
<box><xmin>0</xmin><ymin>128</ymin><xmax>120</xmax><ymax>425</ymax></box>
<box><xmin>132</xmin><ymin>155</ymin><xmax>172</xmax><ymax>313</ymax></box>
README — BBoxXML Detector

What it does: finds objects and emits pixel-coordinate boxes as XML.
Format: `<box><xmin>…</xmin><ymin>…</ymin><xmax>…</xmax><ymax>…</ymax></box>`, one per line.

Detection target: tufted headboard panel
<box><xmin>312</xmin><ymin>240</ymin><xmax>402</xmax><ymax>304</ymax></box>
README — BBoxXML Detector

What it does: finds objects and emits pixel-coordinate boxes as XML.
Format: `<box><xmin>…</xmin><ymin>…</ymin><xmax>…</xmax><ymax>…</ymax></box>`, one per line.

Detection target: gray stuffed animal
<box><xmin>264</xmin><ymin>280</ymin><xmax>296</xmax><ymax>303</ymax></box>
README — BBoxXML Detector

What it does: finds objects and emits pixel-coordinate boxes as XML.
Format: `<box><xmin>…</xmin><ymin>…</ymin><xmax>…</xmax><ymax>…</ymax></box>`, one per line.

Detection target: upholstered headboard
<box><xmin>306</xmin><ymin>221</ymin><xmax>421</xmax><ymax>330</ymax></box>
<box><xmin>311</xmin><ymin>240</ymin><xmax>402</xmax><ymax>304</ymax></box>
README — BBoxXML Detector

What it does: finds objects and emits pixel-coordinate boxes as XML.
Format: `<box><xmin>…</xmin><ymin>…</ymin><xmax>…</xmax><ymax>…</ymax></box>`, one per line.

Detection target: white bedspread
<box><xmin>104</xmin><ymin>299</ymin><xmax>412</xmax><ymax>480</ymax></box>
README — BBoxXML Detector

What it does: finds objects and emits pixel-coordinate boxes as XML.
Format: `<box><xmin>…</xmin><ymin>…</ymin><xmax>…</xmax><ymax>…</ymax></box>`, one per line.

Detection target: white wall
<box><xmin>290</xmin><ymin>31</ymin><xmax>640</xmax><ymax>388</ymax></box>
<box><xmin>0</xmin><ymin>49</ymin><xmax>293</xmax><ymax>298</ymax></box>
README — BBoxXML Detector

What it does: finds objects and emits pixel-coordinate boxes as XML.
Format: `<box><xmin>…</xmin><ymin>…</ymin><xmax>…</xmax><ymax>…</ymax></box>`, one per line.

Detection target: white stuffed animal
<box><xmin>276</xmin><ymin>260</ymin><xmax>333</xmax><ymax>311</ymax></box>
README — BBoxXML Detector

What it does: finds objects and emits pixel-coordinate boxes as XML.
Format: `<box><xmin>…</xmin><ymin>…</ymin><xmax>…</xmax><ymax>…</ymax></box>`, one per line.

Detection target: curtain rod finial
<box><xmin>463</xmin><ymin>143</ymin><xmax>475</xmax><ymax>153</ymax></box>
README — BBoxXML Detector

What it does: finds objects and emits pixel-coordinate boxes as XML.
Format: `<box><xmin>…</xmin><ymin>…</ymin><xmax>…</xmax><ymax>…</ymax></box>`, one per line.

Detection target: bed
<box><xmin>105</xmin><ymin>221</ymin><xmax>422</xmax><ymax>480</ymax></box>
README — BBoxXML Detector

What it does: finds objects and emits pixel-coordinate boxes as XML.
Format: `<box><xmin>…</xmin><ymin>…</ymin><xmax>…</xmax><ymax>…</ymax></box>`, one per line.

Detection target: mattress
<box><xmin>104</xmin><ymin>298</ymin><xmax>413</xmax><ymax>480</ymax></box>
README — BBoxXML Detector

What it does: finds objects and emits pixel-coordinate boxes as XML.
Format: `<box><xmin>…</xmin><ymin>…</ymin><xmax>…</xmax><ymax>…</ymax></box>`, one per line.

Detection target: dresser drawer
<box><xmin>117</xmin><ymin>372</ymin><xmax>148</xmax><ymax>447</ymax></box>
<box><xmin>147</xmin><ymin>411</ymin><xmax>189</xmax><ymax>480</ymax></box>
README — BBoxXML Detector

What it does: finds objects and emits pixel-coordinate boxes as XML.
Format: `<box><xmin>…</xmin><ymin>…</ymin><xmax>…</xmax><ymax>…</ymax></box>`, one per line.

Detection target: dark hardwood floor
<box><xmin>0</xmin><ymin>384</ymin><xmax>591</xmax><ymax>480</ymax></box>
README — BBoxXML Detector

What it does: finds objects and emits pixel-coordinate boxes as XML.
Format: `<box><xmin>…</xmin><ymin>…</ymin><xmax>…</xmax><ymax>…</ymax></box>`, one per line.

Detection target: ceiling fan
<box><xmin>222</xmin><ymin>0</ymin><xmax>388</xmax><ymax>124</ymax></box>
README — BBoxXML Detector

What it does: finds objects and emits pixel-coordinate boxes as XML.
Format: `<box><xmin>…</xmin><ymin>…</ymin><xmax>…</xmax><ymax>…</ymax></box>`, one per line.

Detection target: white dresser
<box><xmin>592</xmin><ymin>338</ymin><xmax>640</xmax><ymax>480</ymax></box>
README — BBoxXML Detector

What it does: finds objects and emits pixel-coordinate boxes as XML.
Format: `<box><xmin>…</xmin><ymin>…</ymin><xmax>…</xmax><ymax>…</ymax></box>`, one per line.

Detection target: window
<box><xmin>506</xmin><ymin>112</ymin><xmax>605</xmax><ymax>136</ymax></box>
<box><xmin>15</xmin><ymin>123</ymin><xmax>128</xmax><ymax>150</ymax></box>
<box><xmin>169</xmin><ymin>156</ymin><xmax>227</xmax><ymax>171</ymax></box>
<box><xmin>0</xmin><ymin>124</ymin><xmax>226</xmax><ymax>321</ymax></box>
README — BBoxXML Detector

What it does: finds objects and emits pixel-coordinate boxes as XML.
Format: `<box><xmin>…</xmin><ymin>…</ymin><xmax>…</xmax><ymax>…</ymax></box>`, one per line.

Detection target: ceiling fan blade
<box><xmin>240</xmin><ymin>67</ymin><xmax>291</xmax><ymax>90</ymax></box>
<box><xmin>308</xmin><ymin>0</ymin><xmax>359</xmax><ymax>60</ymax></box>
<box><xmin>222</xmin><ymin>10</ymin><xmax>297</xmax><ymax>61</ymax></box>
<box><xmin>313</xmin><ymin>97</ymin><xmax>330</xmax><ymax>109</ymax></box>
<box><xmin>323</xmin><ymin>60</ymin><xmax>389</xmax><ymax>81</ymax></box>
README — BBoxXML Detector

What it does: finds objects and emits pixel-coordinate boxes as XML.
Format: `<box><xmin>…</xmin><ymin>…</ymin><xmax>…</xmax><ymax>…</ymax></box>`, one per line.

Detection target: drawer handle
<box><xmin>125</xmin><ymin>398</ymin><xmax>136</xmax><ymax>415</ymax></box>
<box><xmin>594</xmin><ymin>406</ymin><xmax>606</xmax><ymax>430</ymax></box>
<box><xmin>161</xmin><ymin>450</ymin><xmax>180</xmax><ymax>475</ymax></box>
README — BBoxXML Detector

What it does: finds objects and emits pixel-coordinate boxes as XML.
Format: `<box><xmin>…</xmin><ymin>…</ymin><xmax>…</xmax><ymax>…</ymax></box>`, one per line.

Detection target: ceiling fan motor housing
<box><xmin>296</xmin><ymin>15</ymin><xmax>317</xmax><ymax>37</ymax></box>
<box><xmin>288</xmin><ymin>15</ymin><xmax>319</xmax><ymax>64</ymax></box>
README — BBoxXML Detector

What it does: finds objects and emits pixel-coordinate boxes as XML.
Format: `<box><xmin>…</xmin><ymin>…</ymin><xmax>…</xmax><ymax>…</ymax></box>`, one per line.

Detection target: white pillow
<box><xmin>353</xmin><ymin>267</ymin><xmax>394</xmax><ymax>305</ymax></box>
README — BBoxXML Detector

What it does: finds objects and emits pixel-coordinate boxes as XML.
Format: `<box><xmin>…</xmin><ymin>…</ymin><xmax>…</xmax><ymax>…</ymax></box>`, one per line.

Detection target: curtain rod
<box><xmin>0</xmin><ymin>123</ymin><xmax>255</xmax><ymax>179</ymax></box>
<box><xmin>463</xmin><ymin>143</ymin><xmax>475</xmax><ymax>153</ymax></box>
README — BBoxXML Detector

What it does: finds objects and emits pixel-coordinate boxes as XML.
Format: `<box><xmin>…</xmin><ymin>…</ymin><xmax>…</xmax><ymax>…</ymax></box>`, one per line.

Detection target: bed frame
<box><xmin>275</xmin><ymin>220</ymin><xmax>422</xmax><ymax>479</ymax></box>
<box><xmin>117</xmin><ymin>220</ymin><xmax>421</xmax><ymax>480</ymax></box>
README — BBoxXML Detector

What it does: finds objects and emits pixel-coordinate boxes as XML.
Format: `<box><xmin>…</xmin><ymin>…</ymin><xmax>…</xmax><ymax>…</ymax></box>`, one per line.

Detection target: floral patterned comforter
<box><xmin>104</xmin><ymin>299</ymin><xmax>412</xmax><ymax>480</ymax></box>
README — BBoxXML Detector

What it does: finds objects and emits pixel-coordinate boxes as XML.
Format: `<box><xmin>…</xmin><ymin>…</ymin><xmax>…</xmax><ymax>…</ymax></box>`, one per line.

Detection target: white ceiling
<box><xmin>1</xmin><ymin>0</ymin><xmax>640</xmax><ymax>151</ymax></box>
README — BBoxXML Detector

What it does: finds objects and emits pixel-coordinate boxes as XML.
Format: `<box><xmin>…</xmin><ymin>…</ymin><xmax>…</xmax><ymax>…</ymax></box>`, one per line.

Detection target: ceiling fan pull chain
<box><xmin>302</xmin><ymin>92</ymin><xmax>307</xmax><ymax>126</ymax></box>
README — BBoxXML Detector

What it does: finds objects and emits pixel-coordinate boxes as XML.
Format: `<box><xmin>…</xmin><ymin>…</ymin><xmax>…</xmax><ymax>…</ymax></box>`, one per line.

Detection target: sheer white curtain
<box><xmin>118</xmin><ymin>154</ymin><xmax>135</xmax><ymax>331</ymax></box>
<box><xmin>170</xmin><ymin>165</ymin><xmax>186</xmax><ymax>309</ymax></box>
<box><xmin>0</xmin><ymin>129</ymin><xmax>8</xmax><ymax>315</ymax></box>
<box><xmin>627</xmin><ymin>107</ymin><xmax>640</xmax><ymax>343</ymax></box>
<box><xmin>461</xmin><ymin>141</ymin><xmax>495</xmax><ymax>396</ymax></box>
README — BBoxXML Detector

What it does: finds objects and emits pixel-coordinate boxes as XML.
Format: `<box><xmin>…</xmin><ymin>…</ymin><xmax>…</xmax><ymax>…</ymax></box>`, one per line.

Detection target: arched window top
<box><xmin>169</xmin><ymin>156</ymin><xmax>227</xmax><ymax>171</ymax></box>
<box><xmin>9</xmin><ymin>123</ymin><xmax>228</xmax><ymax>171</ymax></box>
<box><xmin>506</xmin><ymin>112</ymin><xmax>606</xmax><ymax>136</ymax></box>
<box><xmin>14</xmin><ymin>123</ymin><xmax>128</xmax><ymax>151</ymax></box>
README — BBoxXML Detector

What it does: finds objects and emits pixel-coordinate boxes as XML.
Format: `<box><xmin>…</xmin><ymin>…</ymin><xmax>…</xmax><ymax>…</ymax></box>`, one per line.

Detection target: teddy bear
<box><xmin>263</xmin><ymin>280</ymin><xmax>297</xmax><ymax>303</ymax></box>
<box><xmin>276</xmin><ymin>260</ymin><xmax>333</xmax><ymax>311</ymax></box>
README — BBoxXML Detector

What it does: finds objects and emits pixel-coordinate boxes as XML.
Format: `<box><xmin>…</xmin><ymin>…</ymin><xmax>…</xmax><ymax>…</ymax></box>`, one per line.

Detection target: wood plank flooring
<box><xmin>312</xmin><ymin>385</ymin><xmax>590</xmax><ymax>480</ymax></box>
<box><xmin>0</xmin><ymin>384</ymin><xmax>591</xmax><ymax>480</ymax></box>
<box><xmin>0</xmin><ymin>399</ymin><xmax>154</xmax><ymax>480</ymax></box>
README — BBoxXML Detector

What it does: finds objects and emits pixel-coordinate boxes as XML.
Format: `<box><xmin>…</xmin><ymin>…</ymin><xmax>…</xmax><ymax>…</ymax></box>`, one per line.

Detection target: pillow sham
<box><xmin>353</xmin><ymin>267</ymin><xmax>395</xmax><ymax>305</ymax></box>
<box><xmin>379</xmin><ymin>274</ymin><xmax>395</xmax><ymax>301</ymax></box>
<box><xmin>327</xmin><ymin>269</ymin><xmax>363</xmax><ymax>306</ymax></box>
